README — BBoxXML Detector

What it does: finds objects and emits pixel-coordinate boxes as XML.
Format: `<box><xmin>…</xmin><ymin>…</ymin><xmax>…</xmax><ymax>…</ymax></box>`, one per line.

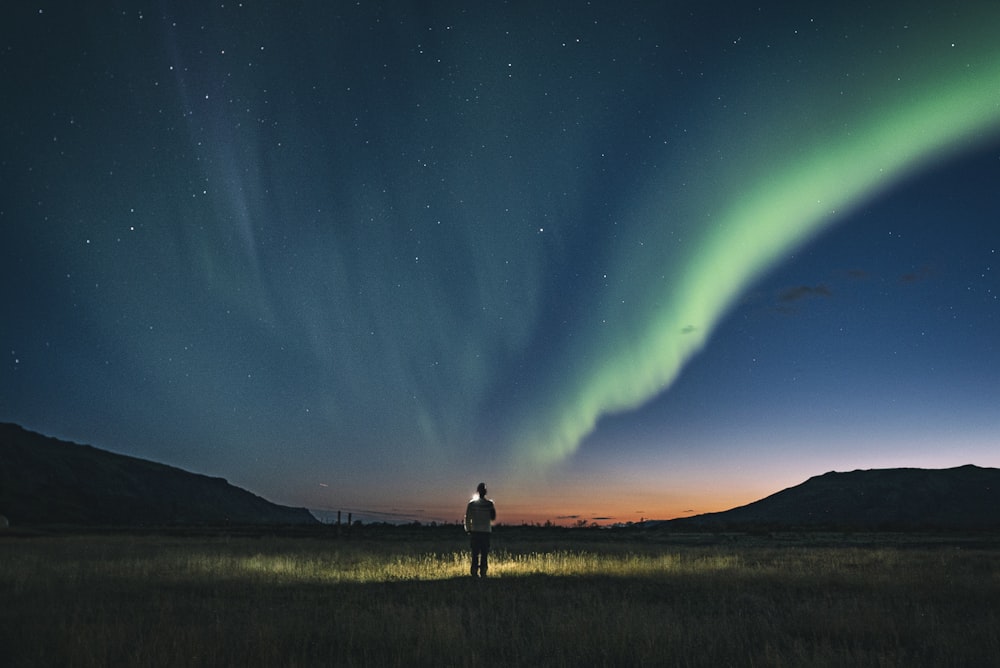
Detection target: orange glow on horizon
<box><xmin>477</xmin><ymin>490</ymin><xmax>768</xmax><ymax>527</ymax></box>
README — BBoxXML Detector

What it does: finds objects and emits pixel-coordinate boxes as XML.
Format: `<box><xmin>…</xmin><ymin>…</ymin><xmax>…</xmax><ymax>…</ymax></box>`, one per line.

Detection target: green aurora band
<box><xmin>512</xmin><ymin>7</ymin><xmax>1000</xmax><ymax>469</ymax></box>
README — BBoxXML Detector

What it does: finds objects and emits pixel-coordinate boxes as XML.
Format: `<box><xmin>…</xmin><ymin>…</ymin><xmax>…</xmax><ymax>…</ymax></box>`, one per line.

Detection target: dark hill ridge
<box><xmin>657</xmin><ymin>465</ymin><xmax>1000</xmax><ymax>531</ymax></box>
<box><xmin>0</xmin><ymin>423</ymin><xmax>317</xmax><ymax>526</ymax></box>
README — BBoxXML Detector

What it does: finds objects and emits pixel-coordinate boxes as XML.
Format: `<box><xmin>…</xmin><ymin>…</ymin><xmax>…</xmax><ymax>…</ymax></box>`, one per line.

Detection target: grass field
<box><xmin>2</xmin><ymin>527</ymin><xmax>998</xmax><ymax>667</ymax></box>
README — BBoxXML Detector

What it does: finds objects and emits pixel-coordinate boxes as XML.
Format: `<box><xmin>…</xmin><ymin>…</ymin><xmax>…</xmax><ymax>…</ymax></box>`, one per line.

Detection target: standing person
<box><xmin>464</xmin><ymin>482</ymin><xmax>496</xmax><ymax>578</ymax></box>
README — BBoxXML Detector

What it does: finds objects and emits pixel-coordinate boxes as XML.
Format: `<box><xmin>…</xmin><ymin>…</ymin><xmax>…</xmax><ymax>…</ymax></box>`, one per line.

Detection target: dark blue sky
<box><xmin>2</xmin><ymin>2</ymin><xmax>998</xmax><ymax>524</ymax></box>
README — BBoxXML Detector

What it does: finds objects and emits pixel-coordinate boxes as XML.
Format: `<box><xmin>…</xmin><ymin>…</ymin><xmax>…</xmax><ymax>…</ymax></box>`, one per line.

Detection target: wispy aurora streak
<box><xmin>513</xmin><ymin>14</ymin><xmax>1000</xmax><ymax>469</ymax></box>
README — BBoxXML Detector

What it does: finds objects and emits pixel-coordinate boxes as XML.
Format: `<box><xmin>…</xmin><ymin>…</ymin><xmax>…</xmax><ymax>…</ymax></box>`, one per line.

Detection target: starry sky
<box><xmin>2</xmin><ymin>2</ymin><xmax>999</xmax><ymax>525</ymax></box>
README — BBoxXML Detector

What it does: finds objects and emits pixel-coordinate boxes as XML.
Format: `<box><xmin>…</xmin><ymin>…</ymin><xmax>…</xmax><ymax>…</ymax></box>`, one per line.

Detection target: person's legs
<box><xmin>470</xmin><ymin>533</ymin><xmax>491</xmax><ymax>577</ymax></box>
<box><xmin>479</xmin><ymin>533</ymin><xmax>491</xmax><ymax>577</ymax></box>
<box><xmin>470</xmin><ymin>535</ymin><xmax>481</xmax><ymax>576</ymax></box>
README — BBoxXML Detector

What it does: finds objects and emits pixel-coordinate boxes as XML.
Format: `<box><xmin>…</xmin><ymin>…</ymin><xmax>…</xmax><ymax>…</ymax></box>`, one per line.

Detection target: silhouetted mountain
<box><xmin>654</xmin><ymin>466</ymin><xmax>1000</xmax><ymax>531</ymax></box>
<box><xmin>0</xmin><ymin>423</ymin><xmax>318</xmax><ymax>527</ymax></box>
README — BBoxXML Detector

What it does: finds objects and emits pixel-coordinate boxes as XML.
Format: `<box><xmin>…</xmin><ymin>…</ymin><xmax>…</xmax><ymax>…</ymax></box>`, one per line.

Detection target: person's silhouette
<box><xmin>464</xmin><ymin>482</ymin><xmax>496</xmax><ymax>577</ymax></box>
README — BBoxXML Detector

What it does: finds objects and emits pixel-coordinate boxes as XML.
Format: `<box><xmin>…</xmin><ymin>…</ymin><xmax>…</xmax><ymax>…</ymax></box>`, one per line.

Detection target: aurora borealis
<box><xmin>3</xmin><ymin>2</ymin><xmax>999</xmax><ymax>524</ymax></box>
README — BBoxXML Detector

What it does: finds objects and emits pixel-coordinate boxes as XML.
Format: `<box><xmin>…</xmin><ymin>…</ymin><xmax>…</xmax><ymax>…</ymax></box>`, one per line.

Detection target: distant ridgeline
<box><xmin>649</xmin><ymin>465</ymin><xmax>1000</xmax><ymax>532</ymax></box>
<box><xmin>0</xmin><ymin>423</ymin><xmax>317</xmax><ymax>527</ymax></box>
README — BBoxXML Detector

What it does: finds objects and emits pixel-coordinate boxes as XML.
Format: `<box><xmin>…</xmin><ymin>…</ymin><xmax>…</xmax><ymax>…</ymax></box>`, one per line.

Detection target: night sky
<box><xmin>3</xmin><ymin>2</ymin><xmax>998</xmax><ymax>525</ymax></box>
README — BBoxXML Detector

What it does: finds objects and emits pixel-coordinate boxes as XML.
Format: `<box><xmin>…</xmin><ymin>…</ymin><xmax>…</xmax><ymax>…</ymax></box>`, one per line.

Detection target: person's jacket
<box><xmin>465</xmin><ymin>496</ymin><xmax>496</xmax><ymax>533</ymax></box>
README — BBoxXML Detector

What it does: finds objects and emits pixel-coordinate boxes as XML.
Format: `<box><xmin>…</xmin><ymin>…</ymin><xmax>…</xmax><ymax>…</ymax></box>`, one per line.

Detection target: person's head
<box><xmin>476</xmin><ymin>482</ymin><xmax>487</xmax><ymax>498</ymax></box>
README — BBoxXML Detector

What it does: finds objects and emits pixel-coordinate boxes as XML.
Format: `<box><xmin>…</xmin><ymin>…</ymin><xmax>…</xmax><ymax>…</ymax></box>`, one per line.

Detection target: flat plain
<box><xmin>2</xmin><ymin>527</ymin><xmax>998</xmax><ymax>667</ymax></box>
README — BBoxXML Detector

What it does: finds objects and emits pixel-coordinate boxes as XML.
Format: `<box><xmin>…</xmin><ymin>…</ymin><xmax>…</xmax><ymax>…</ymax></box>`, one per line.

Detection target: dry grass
<box><xmin>1</xmin><ymin>529</ymin><xmax>998</xmax><ymax>666</ymax></box>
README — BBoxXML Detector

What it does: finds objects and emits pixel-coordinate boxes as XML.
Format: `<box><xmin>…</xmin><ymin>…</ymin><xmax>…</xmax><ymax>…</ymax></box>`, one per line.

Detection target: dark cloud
<box><xmin>778</xmin><ymin>284</ymin><xmax>833</xmax><ymax>303</ymax></box>
<box><xmin>900</xmin><ymin>266</ymin><xmax>935</xmax><ymax>284</ymax></box>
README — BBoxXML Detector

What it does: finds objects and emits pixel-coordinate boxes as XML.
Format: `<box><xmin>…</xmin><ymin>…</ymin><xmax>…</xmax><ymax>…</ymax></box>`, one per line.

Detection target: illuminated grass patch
<box><xmin>2</xmin><ymin>531</ymin><xmax>998</xmax><ymax>667</ymax></box>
